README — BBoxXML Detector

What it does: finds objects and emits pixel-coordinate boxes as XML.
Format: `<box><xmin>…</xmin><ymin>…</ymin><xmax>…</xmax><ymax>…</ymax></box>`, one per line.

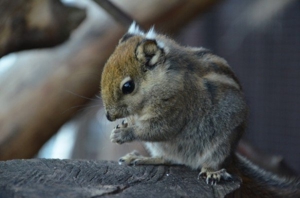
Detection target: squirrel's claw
<box><xmin>118</xmin><ymin>150</ymin><xmax>141</xmax><ymax>165</ymax></box>
<box><xmin>114</xmin><ymin>119</ymin><xmax>128</xmax><ymax>130</ymax></box>
<box><xmin>114</xmin><ymin>119</ymin><xmax>128</xmax><ymax>129</ymax></box>
<box><xmin>198</xmin><ymin>168</ymin><xmax>232</xmax><ymax>185</ymax></box>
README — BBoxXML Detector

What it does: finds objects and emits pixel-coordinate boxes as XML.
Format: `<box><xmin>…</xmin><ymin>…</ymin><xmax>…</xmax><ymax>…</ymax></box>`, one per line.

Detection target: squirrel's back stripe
<box><xmin>203</xmin><ymin>73</ymin><xmax>240</xmax><ymax>90</ymax></box>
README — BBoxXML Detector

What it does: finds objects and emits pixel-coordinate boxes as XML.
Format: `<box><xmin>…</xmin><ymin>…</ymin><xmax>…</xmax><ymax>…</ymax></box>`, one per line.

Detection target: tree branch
<box><xmin>0</xmin><ymin>0</ymin><xmax>86</xmax><ymax>58</ymax></box>
<box><xmin>93</xmin><ymin>0</ymin><xmax>134</xmax><ymax>28</ymax></box>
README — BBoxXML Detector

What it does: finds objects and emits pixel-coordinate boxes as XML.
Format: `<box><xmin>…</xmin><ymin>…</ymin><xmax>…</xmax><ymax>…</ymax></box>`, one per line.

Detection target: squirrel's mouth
<box><xmin>105</xmin><ymin>111</ymin><xmax>114</xmax><ymax>122</ymax></box>
<box><xmin>105</xmin><ymin>107</ymin><xmax>130</xmax><ymax>122</ymax></box>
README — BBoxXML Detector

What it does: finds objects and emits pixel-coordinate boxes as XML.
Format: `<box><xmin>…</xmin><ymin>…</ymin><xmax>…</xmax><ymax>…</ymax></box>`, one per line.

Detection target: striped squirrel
<box><xmin>100</xmin><ymin>22</ymin><xmax>300</xmax><ymax>197</ymax></box>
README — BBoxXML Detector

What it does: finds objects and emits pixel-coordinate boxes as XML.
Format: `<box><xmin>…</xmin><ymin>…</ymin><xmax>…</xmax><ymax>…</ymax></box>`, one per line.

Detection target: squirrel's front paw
<box><xmin>110</xmin><ymin>128</ymin><xmax>127</xmax><ymax>144</ymax></box>
<box><xmin>115</xmin><ymin>119</ymin><xmax>128</xmax><ymax>129</ymax></box>
<box><xmin>110</xmin><ymin>120</ymin><xmax>134</xmax><ymax>144</ymax></box>
<box><xmin>198</xmin><ymin>167</ymin><xmax>232</xmax><ymax>185</ymax></box>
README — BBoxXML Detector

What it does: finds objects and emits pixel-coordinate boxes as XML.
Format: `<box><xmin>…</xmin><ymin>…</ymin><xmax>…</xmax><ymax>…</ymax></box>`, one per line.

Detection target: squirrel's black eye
<box><xmin>122</xmin><ymin>80</ymin><xmax>135</xmax><ymax>94</ymax></box>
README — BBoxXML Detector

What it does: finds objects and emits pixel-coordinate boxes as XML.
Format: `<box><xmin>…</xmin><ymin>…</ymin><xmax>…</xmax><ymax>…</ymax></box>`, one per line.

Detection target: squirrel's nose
<box><xmin>106</xmin><ymin>111</ymin><xmax>113</xmax><ymax>121</ymax></box>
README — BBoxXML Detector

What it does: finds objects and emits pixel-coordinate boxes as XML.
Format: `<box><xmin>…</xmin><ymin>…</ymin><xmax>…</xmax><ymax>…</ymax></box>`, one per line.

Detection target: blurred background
<box><xmin>0</xmin><ymin>0</ymin><xmax>299</xmax><ymax>176</ymax></box>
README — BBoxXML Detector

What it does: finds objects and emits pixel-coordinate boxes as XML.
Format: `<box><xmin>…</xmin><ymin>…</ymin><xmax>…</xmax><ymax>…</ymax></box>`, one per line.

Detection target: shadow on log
<box><xmin>0</xmin><ymin>159</ymin><xmax>241</xmax><ymax>198</ymax></box>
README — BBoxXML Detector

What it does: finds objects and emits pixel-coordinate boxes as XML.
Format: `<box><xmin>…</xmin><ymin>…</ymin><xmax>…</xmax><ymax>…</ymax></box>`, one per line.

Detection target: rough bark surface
<box><xmin>0</xmin><ymin>159</ymin><xmax>241</xmax><ymax>198</ymax></box>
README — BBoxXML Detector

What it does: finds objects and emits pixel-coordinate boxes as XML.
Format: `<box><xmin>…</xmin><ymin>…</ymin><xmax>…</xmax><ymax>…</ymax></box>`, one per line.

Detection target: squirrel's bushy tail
<box><xmin>231</xmin><ymin>153</ymin><xmax>300</xmax><ymax>198</ymax></box>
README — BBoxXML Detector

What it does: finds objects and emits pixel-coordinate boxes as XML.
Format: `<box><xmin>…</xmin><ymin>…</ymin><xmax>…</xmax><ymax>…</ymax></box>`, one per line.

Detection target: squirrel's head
<box><xmin>101</xmin><ymin>22</ymin><xmax>167</xmax><ymax>121</ymax></box>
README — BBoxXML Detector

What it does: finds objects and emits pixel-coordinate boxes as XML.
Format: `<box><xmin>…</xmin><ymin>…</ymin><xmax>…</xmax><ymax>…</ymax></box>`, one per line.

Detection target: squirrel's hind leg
<box><xmin>198</xmin><ymin>167</ymin><xmax>232</xmax><ymax>185</ymax></box>
<box><xmin>118</xmin><ymin>150</ymin><xmax>170</xmax><ymax>166</ymax></box>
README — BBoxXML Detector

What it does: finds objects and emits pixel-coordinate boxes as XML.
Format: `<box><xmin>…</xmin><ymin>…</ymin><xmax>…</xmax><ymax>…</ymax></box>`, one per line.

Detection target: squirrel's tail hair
<box><xmin>234</xmin><ymin>153</ymin><xmax>300</xmax><ymax>198</ymax></box>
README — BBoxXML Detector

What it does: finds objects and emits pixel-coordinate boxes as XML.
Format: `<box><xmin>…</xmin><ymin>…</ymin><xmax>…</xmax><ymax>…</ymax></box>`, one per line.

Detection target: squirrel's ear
<box><xmin>136</xmin><ymin>39</ymin><xmax>164</xmax><ymax>69</ymax></box>
<box><xmin>119</xmin><ymin>33</ymin><xmax>134</xmax><ymax>44</ymax></box>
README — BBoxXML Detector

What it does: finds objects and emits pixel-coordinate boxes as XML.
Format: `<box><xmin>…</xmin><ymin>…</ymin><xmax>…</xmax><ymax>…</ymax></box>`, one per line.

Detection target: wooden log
<box><xmin>0</xmin><ymin>0</ymin><xmax>86</xmax><ymax>57</ymax></box>
<box><xmin>0</xmin><ymin>0</ymin><xmax>221</xmax><ymax>160</ymax></box>
<box><xmin>0</xmin><ymin>159</ymin><xmax>241</xmax><ymax>198</ymax></box>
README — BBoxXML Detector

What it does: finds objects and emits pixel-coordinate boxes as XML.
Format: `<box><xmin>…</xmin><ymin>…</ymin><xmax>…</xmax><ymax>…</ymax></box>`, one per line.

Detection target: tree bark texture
<box><xmin>0</xmin><ymin>159</ymin><xmax>241</xmax><ymax>198</ymax></box>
